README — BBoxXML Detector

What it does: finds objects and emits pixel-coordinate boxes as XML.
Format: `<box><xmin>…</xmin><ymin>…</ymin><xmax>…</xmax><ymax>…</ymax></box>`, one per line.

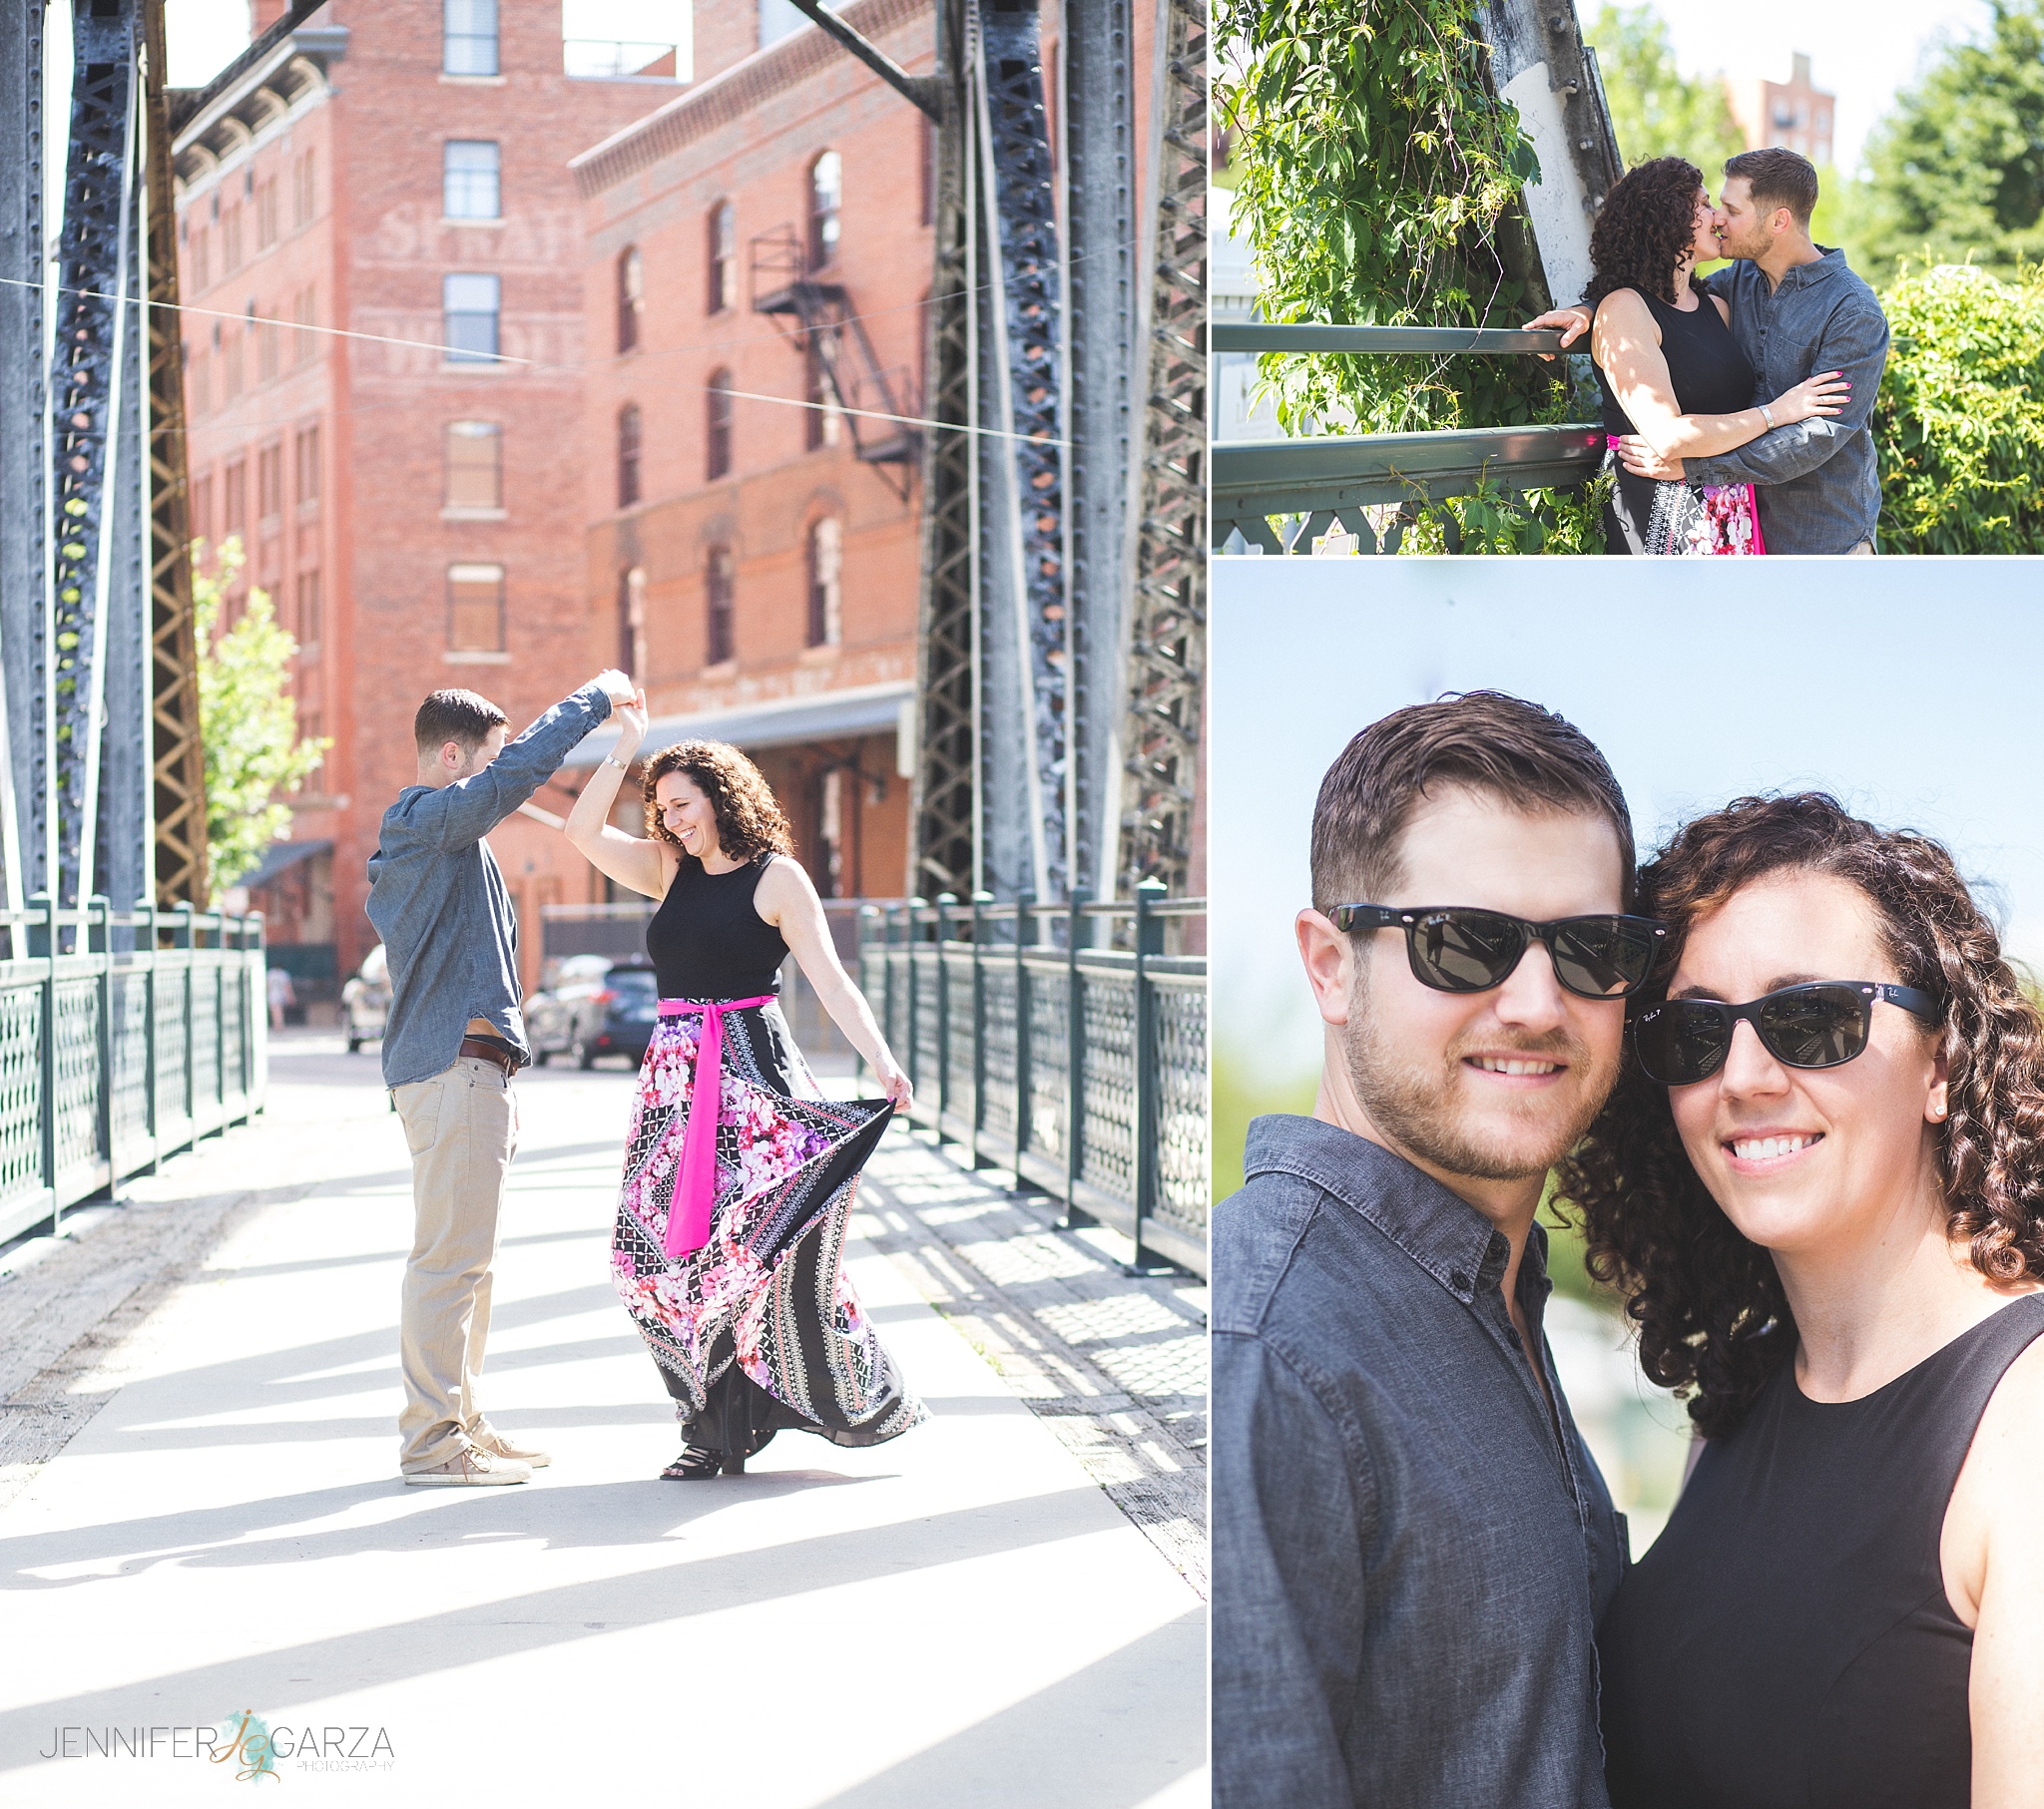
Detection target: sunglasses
<box><xmin>1330</xmin><ymin>905</ymin><xmax>1670</xmax><ymax>1000</ymax></box>
<box><xmin>1634</xmin><ymin>981</ymin><xmax>1939</xmax><ymax>1086</ymax></box>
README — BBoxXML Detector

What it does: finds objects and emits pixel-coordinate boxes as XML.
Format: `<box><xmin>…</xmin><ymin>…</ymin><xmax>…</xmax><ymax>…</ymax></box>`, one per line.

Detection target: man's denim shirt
<box><xmin>1684</xmin><ymin>248</ymin><xmax>1889</xmax><ymax>554</ymax></box>
<box><xmin>1214</xmin><ymin>1116</ymin><xmax>1627</xmax><ymax>1809</ymax></box>
<box><xmin>366</xmin><ymin>683</ymin><xmax>611</xmax><ymax>1089</ymax></box>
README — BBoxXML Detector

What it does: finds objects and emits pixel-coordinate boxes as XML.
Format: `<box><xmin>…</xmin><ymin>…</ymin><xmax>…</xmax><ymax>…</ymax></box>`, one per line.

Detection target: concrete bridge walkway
<box><xmin>0</xmin><ymin>1035</ymin><xmax>1207</xmax><ymax>1806</ymax></box>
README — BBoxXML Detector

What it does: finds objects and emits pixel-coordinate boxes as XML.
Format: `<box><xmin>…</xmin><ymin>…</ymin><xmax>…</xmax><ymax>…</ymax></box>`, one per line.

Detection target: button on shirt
<box><xmin>1214</xmin><ymin>1115</ymin><xmax>1627</xmax><ymax>1809</ymax></box>
<box><xmin>1681</xmin><ymin>248</ymin><xmax>1889</xmax><ymax>554</ymax></box>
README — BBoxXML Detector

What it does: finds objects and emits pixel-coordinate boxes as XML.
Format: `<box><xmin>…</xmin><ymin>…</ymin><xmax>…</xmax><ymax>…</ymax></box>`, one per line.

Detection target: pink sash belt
<box><xmin>657</xmin><ymin>995</ymin><xmax>774</xmax><ymax>1258</ymax></box>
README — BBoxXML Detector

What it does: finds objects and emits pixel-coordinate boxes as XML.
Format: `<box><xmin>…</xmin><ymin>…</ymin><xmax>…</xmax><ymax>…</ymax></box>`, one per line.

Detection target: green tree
<box><xmin>1585</xmin><ymin>4</ymin><xmax>1745</xmax><ymax>176</ymax></box>
<box><xmin>194</xmin><ymin>539</ymin><xmax>330</xmax><ymax>903</ymax></box>
<box><xmin>1855</xmin><ymin>0</ymin><xmax>2044</xmax><ymax>284</ymax></box>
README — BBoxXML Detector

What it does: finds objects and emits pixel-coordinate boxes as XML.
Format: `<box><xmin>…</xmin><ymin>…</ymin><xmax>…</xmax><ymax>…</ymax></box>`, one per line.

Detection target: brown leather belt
<box><xmin>459</xmin><ymin>1037</ymin><xmax>519</xmax><ymax>1077</ymax></box>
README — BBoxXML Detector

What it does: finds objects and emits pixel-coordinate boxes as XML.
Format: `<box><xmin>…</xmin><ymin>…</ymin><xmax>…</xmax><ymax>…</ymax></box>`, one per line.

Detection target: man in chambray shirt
<box><xmin>367</xmin><ymin>672</ymin><xmax>632</xmax><ymax>1486</ymax></box>
<box><xmin>1214</xmin><ymin>692</ymin><xmax>1640</xmax><ymax>1808</ymax></box>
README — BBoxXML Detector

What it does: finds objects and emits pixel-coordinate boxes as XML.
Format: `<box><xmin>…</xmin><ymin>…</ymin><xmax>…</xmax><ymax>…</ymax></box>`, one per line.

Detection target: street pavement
<box><xmin>0</xmin><ymin>1034</ymin><xmax>1207</xmax><ymax>1805</ymax></box>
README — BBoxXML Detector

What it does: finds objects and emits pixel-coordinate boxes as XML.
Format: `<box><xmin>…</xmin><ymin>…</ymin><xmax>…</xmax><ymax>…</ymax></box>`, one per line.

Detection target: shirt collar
<box><xmin>1244</xmin><ymin>1114</ymin><xmax>1526</xmax><ymax>1306</ymax></box>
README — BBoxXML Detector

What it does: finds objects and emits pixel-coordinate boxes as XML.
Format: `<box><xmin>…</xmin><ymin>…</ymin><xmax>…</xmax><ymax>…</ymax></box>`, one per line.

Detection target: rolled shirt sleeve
<box><xmin>407</xmin><ymin>681</ymin><xmax>614</xmax><ymax>851</ymax></box>
<box><xmin>1214</xmin><ymin>1329</ymin><xmax>1371</xmax><ymax>1809</ymax></box>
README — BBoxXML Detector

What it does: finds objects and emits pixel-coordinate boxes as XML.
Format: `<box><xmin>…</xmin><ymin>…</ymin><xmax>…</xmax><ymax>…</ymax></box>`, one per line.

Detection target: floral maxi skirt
<box><xmin>609</xmin><ymin>999</ymin><xmax>923</xmax><ymax>1457</ymax></box>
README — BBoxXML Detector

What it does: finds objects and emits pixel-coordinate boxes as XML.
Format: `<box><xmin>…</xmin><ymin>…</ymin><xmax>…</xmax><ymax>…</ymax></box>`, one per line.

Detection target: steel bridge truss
<box><xmin>1</xmin><ymin>0</ymin><xmax>208</xmax><ymax>954</ymax></box>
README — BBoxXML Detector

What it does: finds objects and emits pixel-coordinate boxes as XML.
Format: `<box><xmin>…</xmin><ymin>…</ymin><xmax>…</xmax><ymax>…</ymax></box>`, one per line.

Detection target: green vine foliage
<box><xmin>1220</xmin><ymin>0</ymin><xmax>1604</xmax><ymax>553</ymax></box>
<box><xmin>1874</xmin><ymin>262</ymin><xmax>2044</xmax><ymax>553</ymax></box>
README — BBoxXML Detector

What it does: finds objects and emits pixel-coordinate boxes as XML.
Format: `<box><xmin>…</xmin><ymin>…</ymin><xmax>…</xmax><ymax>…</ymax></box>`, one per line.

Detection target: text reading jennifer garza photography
<box><xmin>40</xmin><ymin>1712</ymin><xmax>396</xmax><ymax>1780</ymax></box>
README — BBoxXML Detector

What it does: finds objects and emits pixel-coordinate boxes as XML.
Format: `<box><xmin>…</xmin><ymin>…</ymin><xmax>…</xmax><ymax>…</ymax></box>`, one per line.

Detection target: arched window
<box><xmin>804</xmin><ymin>333</ymin><xmax>840</xmax><ymax>451</ymax></box>
<box><xmin>616</xmin><ymin>403</ymin><xmax>642</xmax><ymax>508</ymax></box>
<box><xmin>807</xmin><ymin>150</ymin><xmax>840</xmax><ymax>270</ymax></box>
<box><xmin>706</xmin><ymin>369</ymin><xmax>733</xmax><ymax>480</ymax></box>
<box><xmin>617</xmin><ymin>245</ymin><xmax>643</xmax><ymax>353</ymax></box>
<box><xmin>804</xmin><ymin>516</ymin><xmax>841</xmax><ymax>648</ymax></box>
<box><xmin>706</xmin><ymin>201</ymin><xmax>735</xmax><ymax>315</ymax></box>
<box><xmin>705</xmin><ymin>546</ymin><xmax>736</xmax><ymax>666</ymax></box>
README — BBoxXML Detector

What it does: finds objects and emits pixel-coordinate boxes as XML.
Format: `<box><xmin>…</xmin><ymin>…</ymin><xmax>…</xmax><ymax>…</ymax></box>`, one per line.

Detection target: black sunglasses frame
<box><xmin>1633</xmin><ymin>981</ymin><xmax>1940</xmax><ymax>1087</ymax></box>
<box><xmin>1328</xmin><ymin>904</ymin><xmax>1671</xmax><ymax>1000</ymax></box>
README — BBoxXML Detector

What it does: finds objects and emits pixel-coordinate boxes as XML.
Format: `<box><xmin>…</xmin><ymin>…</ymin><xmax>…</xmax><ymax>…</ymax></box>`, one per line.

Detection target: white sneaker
<box><xmin>403</xmin><ymin>1447</ymin><xmax>532</xmax><ymax>1487</ymax></box>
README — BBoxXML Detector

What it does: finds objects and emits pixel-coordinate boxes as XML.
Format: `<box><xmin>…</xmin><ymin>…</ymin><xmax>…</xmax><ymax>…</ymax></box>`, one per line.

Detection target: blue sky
<box><xmin>1214</xmin><ymin>561</ymin><xmax>2044</xmax><ymax>1088</ymax></box>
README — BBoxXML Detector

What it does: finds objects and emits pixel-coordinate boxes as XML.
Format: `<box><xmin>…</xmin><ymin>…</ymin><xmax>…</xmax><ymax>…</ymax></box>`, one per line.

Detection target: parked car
<box><xmin>526</xmin><ymin>958</ymin><xmax>659</xmax><ymax>1070</ymax></box>
<box><xmin>340</xmin><ymin>944</ymin><xmax>390</xmax><ymax>1053</ymax></box>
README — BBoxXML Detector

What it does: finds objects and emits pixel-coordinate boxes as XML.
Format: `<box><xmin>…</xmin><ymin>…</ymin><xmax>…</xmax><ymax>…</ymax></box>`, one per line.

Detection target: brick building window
<box><xmin>705</xmin><ymin>546</ymin><xmax>735</xmax><ymax>665</ymax></box>
<box><xmin>295</xmin><ymin>570</ymin><xmax>322</xmax><ymax>648</ymax></box>
<box><xmin>291</xmin><ymin>285</ymin><xmax>316</xmax><ymax>364</ymax></box>
<box><xmin>224</xmin><ymin>457</ymin><xmax>248</xmax><ymax>547</ymax></box>
<box><xmin>257</xmin><ymin>441</ymin><xmax>284</xmax><ymax>523</ymax></box>
<box><xmin>707</xmin><ymin>201</ymin><xmax>735</xmax><ymax>314</ymax></box>
<box><xmin>225</xmin><ymin>325</ymin><xmax>243</xmax><ymax>401</ymax></box>
<box><xmin>808</xmin><ymin>151</ymin><xmax>841</xmax><ymax>270</ymax></box>
<box><xmin>192</xmin><ymin>471</ymin><xmax>213</xmax><ymax>547</ymax></box>
<box><xmin>443</xmin><ymin>272</ymin><xmax>500</xmax><ymax>363</ymax></box>
<box><xmin>805</xmin><ymin>515</ymin><xmax>841</xmax><ymax>648</ymax></box>
<box><xmin>706</xmin><ymin>369</ymin><xmax>733</xmax><ymax>480</ymax></box>
<box><xmin>193</xmin><ymin>226</ymin><xmax>210</xmax><ymax>292</ymax></box>
<box><xmin>618</xmin><ymin>565</ymin><xmax>646</xmax><ymax>677</ymax></box>
<box><xmin>617</xmin><ymin>245</ymin><xmax>643</xmax><ymax>352</ymax></box>
<box><xmin>223</xmin><ymin>205</ymin><xmax>243</xmax><ymax>272</ymax></box>
<box><xmin>617</xmin><ymin>403</ymin><xmax>642</xmax><ymax>508</ymax></box>
<box><xmin>293</xmin><ymin>423</ymin><xmax>320</xmax><ymax>507</ymax></box>
<box><xmin>804</xmin><ymin>335</ymin><xmax>840</xmax><ymax>450</ymax></box>
<box><xmin>189</xmin><ymin>350</ymin><xmax>210</xmax><ymax>417</ymax></box>
<box><xmin>256</xmin><ymin>310</ymin><xmax>279</xmax><ymax>385</ymax></box>
<box><xmin>256</xmin><ymin>177</ymin><xmax>280</xmax><ymax>250</ymax></box>
<box><xmin>448</xmin><ymin>563</ymin><xmax>505</xmax><ymax>653</ymax></box>
<box><xmin>292</xmin><ymin>151</ymin><xmax>315</xmax><ymax>227</ymax></box>
<box><xmin>443</xmin><ymin>0</ymin><xmax>498</xmax><ymax>76</ymax></box>
<box><xmin>444</xmin><ymin>141</ymin><xmax>500</xmax><ymax>220</ymax></box>
<box><xmin>815</xmin><ymin>766</ymin><xmax>844</xmax><ymax>897</ymax></box>
<box><xmin>444</xmin><ymin>421</ymin><xmax>502</xmax><ymax>509</ymax></box>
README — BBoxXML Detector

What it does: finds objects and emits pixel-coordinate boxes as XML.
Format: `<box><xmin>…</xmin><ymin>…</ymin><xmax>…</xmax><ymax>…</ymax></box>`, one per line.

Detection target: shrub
<box><xmin>1875</xmin><ymin>262</ymin><xmax>2044</xmax><ymax>553</ymax></box>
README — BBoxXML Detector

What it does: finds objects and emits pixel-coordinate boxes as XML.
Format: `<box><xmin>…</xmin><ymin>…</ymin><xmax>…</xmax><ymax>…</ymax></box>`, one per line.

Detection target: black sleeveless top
<box><xmin>644</xmin><ymin>854</ymin><xmax>788</xmax><ymax>1001</ymax></box>
<box><xmin>1599</xmin><ymin>1292</ymin><xmax>2044</xmax><ymax>1809</ymax></box>
<box><xmin>1595</xmin><ymin>283</ymin><xmax>1757</xmax><ymax>555</ymax></box>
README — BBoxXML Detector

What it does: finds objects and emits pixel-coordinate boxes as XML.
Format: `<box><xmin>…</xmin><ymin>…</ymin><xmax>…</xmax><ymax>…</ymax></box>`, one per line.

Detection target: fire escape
<box><xmin>750</xmin><ymin>226</ymin><xmax>917</xmax><ymax>501</ymax></box>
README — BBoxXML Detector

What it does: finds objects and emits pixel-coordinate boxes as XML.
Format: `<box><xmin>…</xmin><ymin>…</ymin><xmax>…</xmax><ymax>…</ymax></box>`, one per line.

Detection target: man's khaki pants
<box><xmin>393</xmin><ymin>1056</ymin><xmax>517</xmax><ymax>1472</ymax></box>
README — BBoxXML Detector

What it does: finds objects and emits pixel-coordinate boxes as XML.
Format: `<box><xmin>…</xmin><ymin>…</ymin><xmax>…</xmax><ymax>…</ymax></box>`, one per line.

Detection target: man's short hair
<box><xmin>414</xmin><ymin>688</ymin><xmax>508</xmax><ymax>755</ymax></box>
<box><xmin>1725</xmin><ymin>147</ymin><xmax>1819</xmax><ymax>227</ymax></box>
<box><xmin>1310</xmin><ymin>691</ymin><xmax>1636</xmax><ymax>912</ymax></box>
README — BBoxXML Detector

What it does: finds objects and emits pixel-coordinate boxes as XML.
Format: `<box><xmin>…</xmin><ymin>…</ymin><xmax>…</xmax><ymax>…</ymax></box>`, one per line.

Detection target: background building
<box><xmin>172</xmin><ymin>0</ymin><xmax>677</xmax><ymax>1003</ymax></box>
<box><xmin>1726</xmin><ymin>50</ymin><xmax>1834</xmax><ymax>167</ymax></box>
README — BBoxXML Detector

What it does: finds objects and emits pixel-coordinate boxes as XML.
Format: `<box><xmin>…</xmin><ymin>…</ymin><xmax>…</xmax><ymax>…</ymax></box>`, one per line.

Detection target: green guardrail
<box><xmin>1212</xmin><ymin>324</ymin><xmax>1605</xmax><ymax>552</ymax></box>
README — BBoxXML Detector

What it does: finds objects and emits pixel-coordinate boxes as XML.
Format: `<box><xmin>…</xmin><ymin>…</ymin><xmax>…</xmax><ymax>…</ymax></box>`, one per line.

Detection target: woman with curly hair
<box><xmin>564</xmin><ymin>698</ymin><xmax>920</xmax><ymax>1480</ymax></box>
<box><xmin>1557</xmin><ymin>793</ymin><xmax>2044</xmax><ymax>1806</ymax></box>
<box><xmin>1583</xmin><ymin>156</ymin><xmax>1847</xmax><ymax>555</ymax></box>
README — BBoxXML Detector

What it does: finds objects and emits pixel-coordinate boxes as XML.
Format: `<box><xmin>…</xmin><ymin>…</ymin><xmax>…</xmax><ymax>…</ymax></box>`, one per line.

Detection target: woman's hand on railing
<box><xmin>1771</xmin><ymin>369</ymin><xmax>1850</xmax><ymax>425</ymax></box>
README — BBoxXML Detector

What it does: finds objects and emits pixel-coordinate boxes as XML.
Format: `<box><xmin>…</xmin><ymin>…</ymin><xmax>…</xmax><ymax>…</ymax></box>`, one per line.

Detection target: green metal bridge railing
<box><xmin>856</xmin><ymin>881</ymin><xmax>1208</xmax><ymax>1277</ymax></box>
<box><xmin>0</xmin><ymin>899</ymin><xmax>267</xmax><ymax>1243</ymax></box>
<box><xmin>1211</xmin><ymin>323</ymin><xmax>1604</xmax><ymax>554</ymax></box>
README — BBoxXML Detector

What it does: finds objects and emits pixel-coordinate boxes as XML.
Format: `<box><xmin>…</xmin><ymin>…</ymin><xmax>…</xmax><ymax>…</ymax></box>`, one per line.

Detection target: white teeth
<box><xmin>1731</xmin><ymin>1133</ymin><xmax>1818</xmax><ymax>1161</ymax></box>
<box><xmin>1473</xmin><ymin>1057</ymin><xmax>1560</xmax><ymax>1077</ymax></box>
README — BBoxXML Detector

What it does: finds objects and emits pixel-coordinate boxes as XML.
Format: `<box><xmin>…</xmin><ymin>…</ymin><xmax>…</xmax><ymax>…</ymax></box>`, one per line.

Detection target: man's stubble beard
<box><xmin>1342</xmin><ymin>967</ymin><xmax>1618</xmax><ymax>1183</ymax></box>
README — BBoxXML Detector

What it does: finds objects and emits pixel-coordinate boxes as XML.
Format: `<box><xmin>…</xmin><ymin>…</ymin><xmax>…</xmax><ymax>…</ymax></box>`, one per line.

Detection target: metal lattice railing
<box><xmin>857</xmin><ymin>882</ymin><xmax>1209</xmax><ymax>1276</ymax></box>
<box><xmin>0</xmin><ymin>898</ymin><xmax>267</xmax><ymax>1243</ymax></box>
<box><xmin>1210</xmin><ymin>323</ymin><xmax>1604</xmax><ymax>553</ymax></box>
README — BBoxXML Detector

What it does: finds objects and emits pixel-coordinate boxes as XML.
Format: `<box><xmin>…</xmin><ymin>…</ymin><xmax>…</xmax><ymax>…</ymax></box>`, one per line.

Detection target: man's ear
<box><xmin>1297</xmin><ymin>908</ymin><xmax>1358</xmax><ymax>1028</ymax></box>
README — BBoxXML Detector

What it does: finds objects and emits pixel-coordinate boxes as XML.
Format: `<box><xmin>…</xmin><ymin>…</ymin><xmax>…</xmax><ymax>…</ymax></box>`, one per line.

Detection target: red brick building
<box><xmin>172</xmin><ymin>1</ymin><xmax>678</xmax><ymax>998</ymax></box>
<box><xmin>568</xmin><ymin>0</ymin><xmax>1153</xmax><ymax>901</ymax></box>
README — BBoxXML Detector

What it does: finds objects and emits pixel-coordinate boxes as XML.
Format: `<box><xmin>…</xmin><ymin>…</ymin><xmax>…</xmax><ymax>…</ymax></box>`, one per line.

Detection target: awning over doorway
<box><xmin>231</xmin><ymin>838</ymin><xmax>333</xmax><ymax>892</ymax></box>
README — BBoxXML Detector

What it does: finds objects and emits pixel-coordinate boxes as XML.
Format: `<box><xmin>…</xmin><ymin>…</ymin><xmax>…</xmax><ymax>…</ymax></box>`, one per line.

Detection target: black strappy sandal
<box><xmin>659</xmin><ymin>1446</ymin><xmax>745</xmax><ymax>1480</ymax></box>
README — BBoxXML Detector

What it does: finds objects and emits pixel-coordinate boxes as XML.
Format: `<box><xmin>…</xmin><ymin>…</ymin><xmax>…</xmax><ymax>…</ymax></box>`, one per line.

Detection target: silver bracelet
<box><xmin>602</xmin><ymin>754</ymin><xmax>631</xmax><ymax>771</ymax></box>
<box><xmin>1759</xmin><ymin>402</ymin><xmax>1776</xmax><ymax>429</ymax></box>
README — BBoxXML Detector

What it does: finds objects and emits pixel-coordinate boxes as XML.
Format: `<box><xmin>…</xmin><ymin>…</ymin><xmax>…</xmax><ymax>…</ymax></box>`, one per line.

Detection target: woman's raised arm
<box><xmin>562</xmin><ymin>688</ymin><xmax>671</xmax><ymax>902</ymax></box>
